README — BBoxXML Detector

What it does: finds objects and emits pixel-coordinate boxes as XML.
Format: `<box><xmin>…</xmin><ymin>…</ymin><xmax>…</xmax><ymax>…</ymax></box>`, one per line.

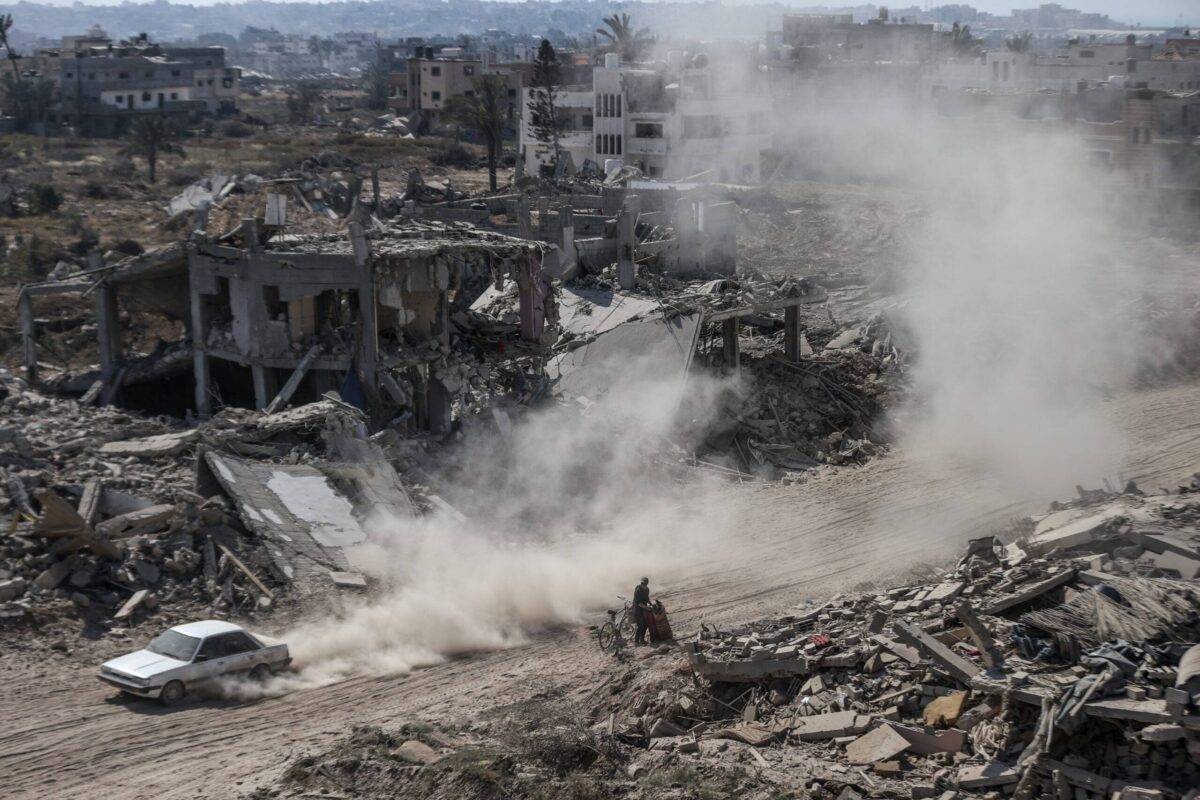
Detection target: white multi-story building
<box><xmin>520</xmin><ymin>53</ymin><xmax>772</xmax><ymax>183</ymax></box>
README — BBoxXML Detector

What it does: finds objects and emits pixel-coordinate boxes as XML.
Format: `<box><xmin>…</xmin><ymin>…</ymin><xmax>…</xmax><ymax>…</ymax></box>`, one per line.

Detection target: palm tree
<box><xmin>595</xmin><ymin>13</ymin><xmax>653</xmax><ymax>62</ymax></box>
<box><xmin>1005</xmin><ymin>31</ymin><xmax>1033</xmax><ymax>53</ymax></box>
<box><xmin>119</xmin><ymin>114</ymin><xmax>186</xmax><ymax>183</ymax></box>
<box><xmin>447</xmin><ymin>74</ymin><xmax>507</xmax><ymax>191</ymax></box>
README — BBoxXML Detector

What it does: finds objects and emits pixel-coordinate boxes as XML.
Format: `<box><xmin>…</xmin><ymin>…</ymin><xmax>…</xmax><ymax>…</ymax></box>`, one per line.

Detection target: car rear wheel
<box><xmin>159</xmin><ymin>680</ymin><xmax>186</xmax><ymax>706</ymax></box>
<box><xmin>250</xmin><ymin>664</ymin><xmax>273</xmax><ymax>682</ymax></box>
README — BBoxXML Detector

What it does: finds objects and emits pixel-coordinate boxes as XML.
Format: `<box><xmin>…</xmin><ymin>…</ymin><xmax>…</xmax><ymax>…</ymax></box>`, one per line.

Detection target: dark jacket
<box><xmin>633</xmin><ymin>584</ymin><xmax>650</xmax><ymax>618</ymax></box>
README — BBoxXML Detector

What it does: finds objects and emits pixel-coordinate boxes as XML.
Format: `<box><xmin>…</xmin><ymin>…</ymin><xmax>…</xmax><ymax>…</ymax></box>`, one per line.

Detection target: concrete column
<box><xmin>371</xmin><ymin>168</ymin><xmax>381</xmax><ymax>208</ymax></box>
<box><xmin>349</xmin><ymin>221</ymin><xmax>377</xmax><ymax>395</ymax></box>
<box><xmin>96</xmin><ymin>282</ymin><xmax>122</xmax><ymax>379</ymax></box>
<box><xmin>784</xmin><ymin>304</ymin><xmax>802</xmax><ymax>363</ymax></box>
<box><xmin>17</xmin><ymin>290</ymin><xmax>36</xmax><ymax>384</ymax></box>
<box><xmin>251</xmin><ymin>365</ymin><xmax>271</xmax><ymax>411</ymax></box>
<box><xmin>722</xmin><ymin>317</ymin><xmax>740</xmax><ymax>374</ymax></box>
<box><xmin>187</xmin><ymin>248</ymin><xmax>211</xmax><ymax>418</ymax></box>
<box><xmin>517</xmin><ymin>195</ymin><xmax>532</xmax><ymax>239</ymax></box>
<box><xmin>617</xmin><ymin>195</ymin><xmax>640</xmax><ymax>290</ymax></box>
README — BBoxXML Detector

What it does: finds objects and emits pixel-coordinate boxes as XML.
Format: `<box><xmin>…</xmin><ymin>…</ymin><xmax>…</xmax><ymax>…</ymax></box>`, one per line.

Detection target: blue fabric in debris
<box><xmin>340</xmin><ymin>366</ymin><xmax>368</xmax><ymax>412</ymax></box>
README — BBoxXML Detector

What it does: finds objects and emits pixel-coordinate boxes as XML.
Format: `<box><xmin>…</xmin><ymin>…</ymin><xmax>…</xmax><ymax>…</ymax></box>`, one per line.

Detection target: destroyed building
<box><xmin>18</xmin><ymin>220</ymin><xmax>549</xmax><ymax>433</ymax></box>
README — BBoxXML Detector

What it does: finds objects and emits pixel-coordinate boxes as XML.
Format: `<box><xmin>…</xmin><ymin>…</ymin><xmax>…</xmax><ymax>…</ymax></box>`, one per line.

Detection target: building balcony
<box><xmin>627</xmin><ymin>137</ymin><xmax>667</xmax><ymax>156</ymax></box>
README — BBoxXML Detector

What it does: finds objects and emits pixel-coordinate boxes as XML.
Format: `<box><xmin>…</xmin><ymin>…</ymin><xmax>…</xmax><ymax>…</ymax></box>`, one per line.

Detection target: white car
<box><xmin>99</xmin><ymin>620</ymin><xmax>291</xmax><ymax>705</ymax></box>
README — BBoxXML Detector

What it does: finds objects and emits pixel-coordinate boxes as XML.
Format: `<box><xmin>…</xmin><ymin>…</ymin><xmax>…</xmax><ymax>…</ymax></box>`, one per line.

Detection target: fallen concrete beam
<box><xmin>982</xmin><ymin>569</ymin><xmax>1077</xmax><ymax>616</ymax></box>
<box><xmin>893</xmin><ymin>622</ymin><xmax>981</xmax><ymax>685</ymax></box>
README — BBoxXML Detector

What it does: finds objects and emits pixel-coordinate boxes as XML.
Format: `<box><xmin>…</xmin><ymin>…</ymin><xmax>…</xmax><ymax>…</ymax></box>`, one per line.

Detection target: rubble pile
<box><xmin>601</xmin><ymin>484</ymin><xmax>1200</xmax><ymax>799</ymax></box>
<box><xmin>728</xmin><ymin>335</ymin><xmax>899</xmax><ymax>473</ymax></box>
<box><xmin>0</xmin><ymin>369</ymin><xmax>358</xmax><ymax>628</ymax></box>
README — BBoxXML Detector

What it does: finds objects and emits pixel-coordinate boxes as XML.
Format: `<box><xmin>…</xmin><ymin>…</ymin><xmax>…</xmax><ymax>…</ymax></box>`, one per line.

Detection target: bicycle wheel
<box><xmin>598</xmin><ymin>622</ymin><xmax>618</xmax><ymax>653</ymax></box>
<box><xmin>619</xmin><ymin>609</ymin><xmax>636</xmax><ymax>641</ymax></box>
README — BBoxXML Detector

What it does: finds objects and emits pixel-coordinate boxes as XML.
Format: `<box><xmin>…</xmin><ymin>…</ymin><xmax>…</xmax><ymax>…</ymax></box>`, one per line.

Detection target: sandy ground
<box><xmin>3</xmin><ymin>379</ymin><xmax>1200</xmax><ymax>800</ymax></box>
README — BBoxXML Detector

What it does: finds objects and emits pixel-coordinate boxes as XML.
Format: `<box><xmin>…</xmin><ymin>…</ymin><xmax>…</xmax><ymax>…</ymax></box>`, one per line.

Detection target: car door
<box><xmin>220</xmin><ymin>632</ymin><xmax>263</xmax><ymax>675</ymax></box>
<box><xmin>189</xmin><ymin>633</ymin><xmax>235</xmax><ymax>683</ymax></box>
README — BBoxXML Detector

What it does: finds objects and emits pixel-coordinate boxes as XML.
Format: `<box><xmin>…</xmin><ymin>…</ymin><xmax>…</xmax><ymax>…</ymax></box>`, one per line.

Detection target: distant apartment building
<box><xmin>922</xmin><ymin>37</ymin><xmax>1200</xmax><ymax>98</ymax></box>
<box><xmin>34</xmin><ymin>28</ymin><xmax>238</xmax><ymax>136</ymax></box>
<box><xmin>407</xmin><ymin>53</ymin><xmax>481</xmax><ymax>127</ymax></box>
<box><xmin>779</xmin><ymin>12</ymin><xmax>943</xmax><ymax>65</ymax></box>
<box><xmin>241</xmin><ymin>36</ymin><xmax>323</xmax><ymax>77</ymax></box>
<box><xmin>520</xmin><ymin>53</ymin><xmax>771</xmax><ymax>184</ymax></box>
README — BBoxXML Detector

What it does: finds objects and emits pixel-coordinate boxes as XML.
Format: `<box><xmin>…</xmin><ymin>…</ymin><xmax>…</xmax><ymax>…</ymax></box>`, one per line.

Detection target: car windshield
<box><xmin>146</xmin><ymin>630</ymin><xmax>201</xmax><ymax>661</ymax></box>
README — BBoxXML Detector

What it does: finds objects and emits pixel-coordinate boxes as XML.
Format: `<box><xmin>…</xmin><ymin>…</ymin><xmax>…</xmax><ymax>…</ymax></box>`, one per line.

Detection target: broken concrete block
<box><xmin>893</xmin><ymin>622</ymin><xmax>981</xmax><ymax>685</ymax></box>
<box><xmin>114</xmin><ymin>589</ymin><xmax>150</xmax><ymax>621</ymax></box>
<box><xmin>956</xmin><ymin>761</ymin><xmax>1018</xmax><ymax>789</ymax></box>
<box><xmin>394</xmin><ymin>740</ymin><xmax>439</xmax><ymax>765</ymax></box>
<box><xmin>98</xmin><ymin>430</ymin><xmax>200</xmax><ymax>459</ymax></box>
<box><xmin>1139</xmin><ymin>723</ymin><xmax>1185</xmax><ymax>742</ymax></box>
<box><xmin>1025</xmin><ymin>504</ymin><xmax>1131</xmax><ymax>556</ymax></box>
<box><xmin>846</xmin><ymin>725</ymin><xmax>911</xmax><ymax>765</ymax></box>
<box><xmin>0</xmin><ymin>577</ymin><xmax>27</xmax><ymax>602</ymax></box>
<box><xmin>649</xmin><ymin>718</ymin><xmax>685</xmax><ymax>738</ymax></box>
<box><xmin>33</xmin><ymin>557</ymin><xmax>78</xmax><ymax>591</ymax></box>
<box><xmin>329</xmin><ymin>571</ymin><xmax>367</xmax><ymax>589</ymax></box>
<box><xmin>792</xmin><ymin>711</ymin><xmax>871</xmax><ymax>741</ymax></box>
<box><xmin>1084</xmin><ymin>698</ymin><xmax>1175</xmax><ymax>724</ymax></box>
<box><xmin>97</xmin><ymin>504</ymin><xmax>175</xmax><ymax>539</ymax></box>
<box><xmin>982</xmin><ymin>569</ymin><xmax>1077</xmax><ymax>616</ymax></box>
<box><xmin>923</xmin><ymin>691</ymin><xmax>969</xmax><ymax>727</ymax></box>
<box><xmin>886</xmin><ymin>722</ymin><xmax>965</xmax><ymax>755</ymax></box>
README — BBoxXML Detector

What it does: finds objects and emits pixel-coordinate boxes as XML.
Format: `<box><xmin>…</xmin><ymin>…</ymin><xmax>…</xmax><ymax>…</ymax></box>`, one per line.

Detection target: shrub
<box><xmin>110</xmin><ymin>157</ymin><xmax>137</xmax><ymax>178</ymax></box>
<box><xmin>26</xmin><ymin>183</ymin><xmax>63</xmax><ymax>214</ymax></box>
<box><xmin>430</xmin><ymin>139</ymin><xmax>475</xmax><ymax>168</ymax></box>
<box><xmin>82</xmin><ymin>181</ymin><xmax>109</xmax><ymax>199</ymax></box>
<box><xmin>220</xmin><ymin>119</ymin><xmax>253</xmax><ymax>138</ymax></box>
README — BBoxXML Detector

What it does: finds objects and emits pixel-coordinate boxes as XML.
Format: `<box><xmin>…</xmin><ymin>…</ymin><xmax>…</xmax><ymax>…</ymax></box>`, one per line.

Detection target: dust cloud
<box><xmin>894</xmin><ymin>124</ymin><xmax>1142</xmax><ymax>500</ymax></box>
<box><xmin>226</xmin><ymin>357</ymin><xmax>736</xmax><ymax>696</ymax></box>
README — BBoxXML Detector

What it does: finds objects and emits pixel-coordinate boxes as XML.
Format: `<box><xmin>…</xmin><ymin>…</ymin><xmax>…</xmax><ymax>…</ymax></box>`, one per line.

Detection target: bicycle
<box><xmin>597</xmin><ymin>596</ymin><xmax>634</xmax><ymax>654</ymax></box>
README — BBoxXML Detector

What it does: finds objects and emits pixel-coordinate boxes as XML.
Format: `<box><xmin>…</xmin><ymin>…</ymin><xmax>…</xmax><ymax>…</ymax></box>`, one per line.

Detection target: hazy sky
<box><xmin>20</xmin><ymin>0</ymin><xmax>1197</xmax><ymax>28</ymax></box>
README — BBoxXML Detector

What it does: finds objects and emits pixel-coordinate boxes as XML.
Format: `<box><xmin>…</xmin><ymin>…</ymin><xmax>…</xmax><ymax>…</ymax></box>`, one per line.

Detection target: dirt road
<box><xmin>4</xmin><ymin>380</ymin><xmax>1200</xmax><ymax>800</ymax></box>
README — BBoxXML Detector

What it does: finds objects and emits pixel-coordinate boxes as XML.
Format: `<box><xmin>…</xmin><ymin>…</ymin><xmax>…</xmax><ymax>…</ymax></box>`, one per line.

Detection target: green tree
<box><xmin>286</xmin><ymin>82</ymin><xmax>322</xmax><ymax>122</ymax></box>
<box><xmin>448</xmin><ymin>74</ymin><xmax>507</xmax><ymax>191</ymax></box>
<box><xmin>362</xmin><ymin>46</ymin><xmax>391</xmax><ymax>110</ymax></box>
<box><xmin>0</xmin><ymin>14</ymin><xmax>20</xmax><ymax>81</ymax></box>
<box><xmin>527</xmin><ymin>39</ymin><xmax>563</xmax><ymax>173</ymax></box>
<box><xmin>595</xmin><ymin>13</ymin><xmax>653</xmax><ymax>62</ymax></box>
<box><xmin>950</xmin><ymin>22</ymin><xmax>981</xmax><ymax>57</ymax></box>
<box><xmin>119</xmin><ymin>114</ymin><xmax>186</xmax><ymax>183</ymax></box>
<box><xmin>1</xmin><ymin>73</ymin><xmax>52</xmax><ymax>131</ymax></box>
<box><xmin>1005</xmin><ymin>30</ymin><xmax>1033</xmax><ymax>53</ymax></box>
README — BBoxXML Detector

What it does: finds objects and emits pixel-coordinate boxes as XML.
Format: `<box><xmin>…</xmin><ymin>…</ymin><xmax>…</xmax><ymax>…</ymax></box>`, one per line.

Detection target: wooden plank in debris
<box><xmin>114</xmin><ymin>589</ymin><xmax>150</xmax><ymax>621</ymax></box>
<box><xmin>77</xmin><ymin>479</ymin><xmax>104</xmax><ymax>527</ymax></box>
<box><xmin>32</xmin><ymin>489</ymin><xmax>89</xmax><ymax>539</ymax></box>
<box><xmin>79</xmin><ymin>380</ymin><xmax>104</xmax><ymax>406</ymax></box>
<box><xmin>264</xmin><ymin>193</ymin><xmax>288</xmax><ymax>227</ymax></box>
<box><xmin>215</xmin><ymin>542</ymin><xmax>274</xmax><ymax>601</ymax></box>
<box><xmin>99</xmin><ymin>365</ymin><xmax>129</xmax><ymax>407</ymax></box>
<box><xmin>892</xmin><ymin>621</ymin><xmax>981</xmax><ymax>685</ymax></box>
<box><xmin>264</xmin><ymin>345</ymin><xmax>321</xmax><ymax>414</ymax></box>
<box><xmin>982</xmin><ymin>569</ymin><xmax>1077</xmax><ymax>617</ymax></box>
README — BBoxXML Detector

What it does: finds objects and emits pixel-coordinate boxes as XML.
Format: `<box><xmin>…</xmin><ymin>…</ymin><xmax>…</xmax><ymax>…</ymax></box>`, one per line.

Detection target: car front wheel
<box><xmin>159</xmin><ymin>680</ymin><xmax>186</xmax><ymax>706</ymax></box>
